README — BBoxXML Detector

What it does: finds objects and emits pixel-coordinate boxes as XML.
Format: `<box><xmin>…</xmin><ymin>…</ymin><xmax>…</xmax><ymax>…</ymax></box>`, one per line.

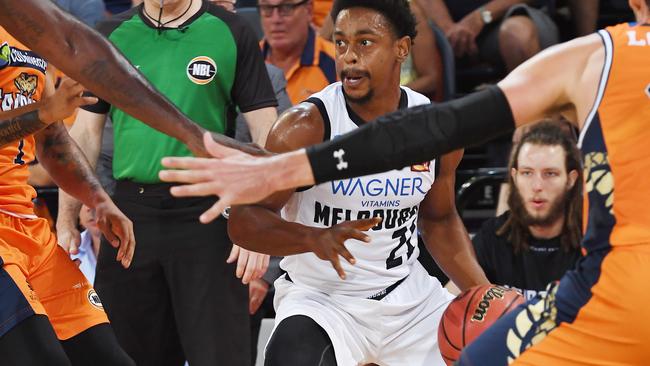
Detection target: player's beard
<box><xmin>343</xmin><ymin>87</ymin><xmax>374</xmax><ymax>105</ymax></box>
<box><xmin>510</xmin><ymin>186</ymin><xmax>568</xmax><ymax>227</ymax></box>
<box><xmin>341</xmin><ymin>69</ymin><xmax>374</xmax><ymax>105</ymax></box>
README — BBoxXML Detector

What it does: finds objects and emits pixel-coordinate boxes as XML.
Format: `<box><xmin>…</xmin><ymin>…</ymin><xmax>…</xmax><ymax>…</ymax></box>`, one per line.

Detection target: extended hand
<box><xmin>227</xmin><ymin>244</ymin><xmax>269</xmax><ymax>285</ymax></box>
<box><xmin>94</xmin><ymin>200</ymin><xmax>135</xmax><ymax>268</ymax></box>
<box><xmin>446</xmin><ymin>13</ymin><xmax>483</xmax><ymax>58</ymax></box>
<box><xmin>160</xmin><ymin>133</ymin><xmax>303</xmax><ymax>223</ymax></box>
<box><xmin>308</xmin><ymin>217</ymin><xmax>381</xmax><ymax>280</ymax></box>
<box><xmin>38</xmin><ymin>77</ymin><xmax>97</xmax><ymax>124</ymax></box>
<box><xmin>249</xmin><ymin>278</ymin><xmax>270</xmax><ymax>315</ymax></box>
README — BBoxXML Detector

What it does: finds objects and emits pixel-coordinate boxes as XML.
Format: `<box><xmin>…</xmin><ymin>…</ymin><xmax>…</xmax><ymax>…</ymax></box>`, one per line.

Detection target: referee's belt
<box><xmin>284</xmin><ymin>273</ymin><xmax>407</xmax><ymax>301</ymax></box>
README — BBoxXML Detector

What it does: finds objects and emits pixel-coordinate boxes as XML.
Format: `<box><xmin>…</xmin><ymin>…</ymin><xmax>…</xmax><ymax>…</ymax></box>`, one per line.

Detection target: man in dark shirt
<box><xmin>417</xmin><ymin>0</ymin><xmax>558</xmax><ymax>73</ymax></box>
<box><xmin>472</xmin><ymin>122</ymin><xmax>582</xmax><ymax>300</ymax></box>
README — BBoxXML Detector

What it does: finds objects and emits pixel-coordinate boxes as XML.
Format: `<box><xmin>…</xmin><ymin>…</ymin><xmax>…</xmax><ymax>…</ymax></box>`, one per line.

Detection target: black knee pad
<box><xmin>265</xmin><ymin>315</ymin><xmax>336</xmax><ymax>366</ymax></box>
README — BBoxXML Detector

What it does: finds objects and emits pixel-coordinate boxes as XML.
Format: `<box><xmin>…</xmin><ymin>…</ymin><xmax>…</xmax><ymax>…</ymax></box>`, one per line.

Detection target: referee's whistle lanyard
<box><xmin>157</xmin><ymin>0</ymin><xmax>164</xmax><ymax>34</ymax></box>
<box><xmin>143</xmin><ymin>0</ymin><xmax>194</xmax><ymax>34</ymax></box>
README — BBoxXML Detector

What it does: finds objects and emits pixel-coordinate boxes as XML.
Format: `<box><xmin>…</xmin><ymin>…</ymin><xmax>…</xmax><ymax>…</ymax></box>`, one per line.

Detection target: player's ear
<box><xmin>396</xmin><ymin>36</ymin><xmax>411</xmax><ymax>63</ymax></box>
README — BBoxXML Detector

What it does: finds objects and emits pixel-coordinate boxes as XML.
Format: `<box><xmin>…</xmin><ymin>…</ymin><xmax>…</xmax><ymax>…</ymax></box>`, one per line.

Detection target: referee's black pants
<box><xmin>95</xmin><ymin>181</ymin><xmax>250</xmax><ymax>366</ymax></box>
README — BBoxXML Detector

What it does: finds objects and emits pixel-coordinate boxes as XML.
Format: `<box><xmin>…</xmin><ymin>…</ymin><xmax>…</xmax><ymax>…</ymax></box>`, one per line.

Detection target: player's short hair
<box><xmin>331</xmin><ymin>0</ymin><xmax>417</xmax><ymax>40</ymax></box>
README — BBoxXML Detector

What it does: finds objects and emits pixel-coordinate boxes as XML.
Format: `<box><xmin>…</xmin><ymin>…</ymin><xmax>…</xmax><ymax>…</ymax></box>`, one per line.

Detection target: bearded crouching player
<box><xmin>227</xmin><ymin>1</ymin><xmax>488</xmax><ymax>365</ymax></box>
<box><xmin>161</xmin><ymin>0</ymin><xmax>650</xmax><ymax>363</ymax></box>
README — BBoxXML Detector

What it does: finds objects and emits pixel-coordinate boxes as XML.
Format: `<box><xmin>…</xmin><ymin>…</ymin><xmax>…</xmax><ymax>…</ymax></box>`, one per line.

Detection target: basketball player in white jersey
<box><xmin>227</xmin><ymin>1</ymin><xmax>489</xmax><ymax>365</ymax></box>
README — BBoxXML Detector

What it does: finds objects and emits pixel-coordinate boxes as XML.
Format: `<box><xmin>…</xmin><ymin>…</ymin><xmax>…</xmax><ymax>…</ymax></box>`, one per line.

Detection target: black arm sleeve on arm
<box><xmin>305</xmin><ymin>86</ymin><xmax>516</xmax><ymax>184</ymax></box>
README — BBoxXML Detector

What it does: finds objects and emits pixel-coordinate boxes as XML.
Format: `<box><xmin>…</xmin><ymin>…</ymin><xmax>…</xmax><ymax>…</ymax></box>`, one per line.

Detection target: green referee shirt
<box><xmin>85</xmin><ymin>1</ymin><xmax>276</xmax><ymax>183</ymax></box>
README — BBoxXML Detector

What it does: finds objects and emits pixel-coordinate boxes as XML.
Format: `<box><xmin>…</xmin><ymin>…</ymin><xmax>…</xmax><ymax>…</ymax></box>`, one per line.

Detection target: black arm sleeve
<box><xmin>305</xmin><ymin>85</ymin><xmax>516</xmax><ymax>184</ymax></box>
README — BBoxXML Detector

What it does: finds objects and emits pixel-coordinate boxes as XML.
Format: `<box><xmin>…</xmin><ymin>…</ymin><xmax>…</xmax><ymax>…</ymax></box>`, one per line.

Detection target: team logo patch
<box><xmin>645</xmin><ymin>83</ymin><xmax>650</xmax><ymax>99</ymax></box>
<box><xmin>14</xmin><ymin>72</ymin><xmax>38</xmax><ymax>96</ymax></box>
<box><xmin>411</xmin><ymin>161</ymin><xmax>430</xmax><ymax>172</ymax></box>
<box><xmin>87</xmin><ymin>289</ymin><xmax>104</xmax><ymax>309</ymax></box>
<box><xmin>186</xmin><ymin>56</ymin><xmax>217</xmax><ymax>85</ymax></box>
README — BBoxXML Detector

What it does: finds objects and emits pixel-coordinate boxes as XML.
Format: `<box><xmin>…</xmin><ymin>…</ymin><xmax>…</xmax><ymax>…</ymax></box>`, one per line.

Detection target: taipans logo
<box><xmin>87</xmin><ymin>289</ymin><xmax>104</xmax><ymax>309</ymax></box>
<box><xmin>186</xmin><ymin>56</ymin><xmax>217</xmax><ymax>85</ymax></box>
<box><xmin>645</xmin><ymin>83</ymin><xmax>650</xmax><ymax>99</ymax></box>
<box><xmin>14</xmin><ymin>72</ymin><xmax>38</xmax><ymax>96</ymax></box>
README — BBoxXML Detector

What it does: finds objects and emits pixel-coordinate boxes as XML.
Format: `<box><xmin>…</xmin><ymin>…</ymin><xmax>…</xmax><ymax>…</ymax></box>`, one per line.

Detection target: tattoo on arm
<box><xmin>37</xmin><ymin>122</ymin><xmax>103</xmax><ymax>203</ymax></box>
<box><xmin>0</xmin><ymin>110</ymin><xmax>47</xmax><ymax>147</ymax></box>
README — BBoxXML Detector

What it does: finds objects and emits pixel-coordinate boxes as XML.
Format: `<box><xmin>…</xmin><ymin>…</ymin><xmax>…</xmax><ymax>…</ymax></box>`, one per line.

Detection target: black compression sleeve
<box><xmin>305</xmin><ymin>85</ymin><xmax>515</xmax><ymax>184</ymax></box>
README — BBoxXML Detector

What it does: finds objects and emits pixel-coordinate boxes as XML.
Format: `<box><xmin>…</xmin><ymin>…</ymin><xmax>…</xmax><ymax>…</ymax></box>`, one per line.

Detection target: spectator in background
<box><xmin>259</xmin><ymin>0</ymin><xmax>337</xmax><ymax>104</ymax></box>
<box><xmin>312</xmin><ymin>0</ymin><xmax>332</xmax><ymax>28</ymax></box>
<box><xmin>566</xmin><ymin>0</ymin><xmax>599</xmax><ymax>36</ymax></box>
<box><xmin>57</xmin><ymin>1</ymin><xmax>277</xmax><ymax>365</ymax></box>
<box><xmin>400</xmin><ymin>0</ymin><xmax>442</xmax><ymax>99</ymax></box>
<box><xmin>71</xmin><ymin>205</ymin><xmax>102</xmax><ymax>284</ymax></box>
<box><xmin>472</xmin><ymin>122</ymin><xmax>582</xmax><ymax>300</ymax></box>
<box><xmin>104</xmin><ymin>0</ymin><xmax>141</xmax><ymax>14</ymax></box>
<box><xmin>53</xmin><ymin>0</ymin><xmax>105</xmax><ymax>27</ymax></box>
<box><xmin>416</xmin><ymin>0</ymin><xmax>559</xmax><ymax>72</ymax></box>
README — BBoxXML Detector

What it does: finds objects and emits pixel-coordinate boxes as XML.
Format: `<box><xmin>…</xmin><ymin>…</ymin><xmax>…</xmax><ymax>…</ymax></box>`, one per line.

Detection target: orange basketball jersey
<box><xmin>0</xmin><ymin>27</ymin><xmax>47</xmax><ymax>217</ymax></box>
<box><xmin>579</xmin><ymin>23</ymin><xmax>650</xmax><ymax>251</ymax></box>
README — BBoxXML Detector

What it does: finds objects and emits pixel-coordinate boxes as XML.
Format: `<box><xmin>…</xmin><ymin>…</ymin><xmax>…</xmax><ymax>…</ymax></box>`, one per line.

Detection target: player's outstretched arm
<box><xmin>0</xmin><ymin>0</ymin><xmax>248</xmax><ymax>156</ymax></box>
<box><xmin>418</xmin><ymin>151</ymin><xmax>489</xmax><ymax>292</ymax></box>
<box><xmin>159</xmin><ymin>86</ymin><xmax>516</xmax><ymax>217</ymax></box>
<box><xmin>0</xmin><ymin>78</ymin><xmax>97</xmax><ymax>147</ymax></box>
<box><xmin>227</xmin><ymin>104</ymin><xmax>379</xmax><ymax>279</ymax></box>
<box><xmin>35</xmin><ymin>121</ymin><xmax>134</xmax><ymax>268</ymax></box>
<box><xmin>32</xmin><ymin>75</ymin><xmax>134</xmax><ymax>267</ymax></box>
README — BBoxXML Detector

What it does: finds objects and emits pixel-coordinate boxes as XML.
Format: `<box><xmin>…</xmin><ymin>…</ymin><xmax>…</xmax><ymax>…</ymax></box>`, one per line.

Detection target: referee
<box><xmin>56</xmin><ymin>1</ymin><xmax>277</xmax><ymax>365</ymax></box>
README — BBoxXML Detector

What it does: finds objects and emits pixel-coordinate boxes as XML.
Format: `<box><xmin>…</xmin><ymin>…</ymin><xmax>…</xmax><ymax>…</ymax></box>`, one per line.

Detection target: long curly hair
<box><xmin>497</xmin><ymin>121</ymin><xmax>583</xmax><ymax>254</ymax></box>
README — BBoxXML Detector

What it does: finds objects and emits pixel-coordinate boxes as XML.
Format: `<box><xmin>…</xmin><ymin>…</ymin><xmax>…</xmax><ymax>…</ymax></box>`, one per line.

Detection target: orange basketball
<box><xmin>438</xmin><ymin>285</ymin><xmax>525</xmax><ymax>365</ymax></box>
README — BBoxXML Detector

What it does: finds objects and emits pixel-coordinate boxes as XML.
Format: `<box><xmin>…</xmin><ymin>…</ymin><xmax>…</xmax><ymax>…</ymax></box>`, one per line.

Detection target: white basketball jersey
<box><xmin>280</xmin><ymin>82</ymin><xmax>436</xmax><ymax>298</ymax></box>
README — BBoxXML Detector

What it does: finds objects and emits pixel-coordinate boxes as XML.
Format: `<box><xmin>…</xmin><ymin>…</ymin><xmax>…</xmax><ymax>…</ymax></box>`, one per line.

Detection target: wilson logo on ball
<box><xmin>187</xmin><ymin>56</ymin><xmax>217</xmax><ymax>85</ymax></box>
<box><xmin>471</xmin><ymin>286</ymin><xmax>507</xmax><ymax>322</ymax></box>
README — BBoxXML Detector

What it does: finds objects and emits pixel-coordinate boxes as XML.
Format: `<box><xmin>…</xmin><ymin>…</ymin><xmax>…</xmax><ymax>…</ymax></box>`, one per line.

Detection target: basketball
<box><xmin>438</xmin><ymin>285</ymin><xmax>525</xmax><ymax>365</ymax></box>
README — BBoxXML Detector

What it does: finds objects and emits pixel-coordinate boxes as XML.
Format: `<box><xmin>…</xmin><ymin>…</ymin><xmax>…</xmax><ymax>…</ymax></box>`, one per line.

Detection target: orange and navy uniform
<box><xmin>459</xmin><ymin>22</ymin><xmax>650</xmax><ymax>366</ymax></box>
<box><xmin>0</xmin><ymin>27</ymin><xmax>108</xmax><ymax>340</ymax></box>
<box><xmin>262</xmin><ymin>27</ymin><xmax>336</xmax><ymax>104</ymax></box>
<box><xmin>0</xmin><ymin>27</ymin><xmax>44</xmax><ymax>218</ymax></box>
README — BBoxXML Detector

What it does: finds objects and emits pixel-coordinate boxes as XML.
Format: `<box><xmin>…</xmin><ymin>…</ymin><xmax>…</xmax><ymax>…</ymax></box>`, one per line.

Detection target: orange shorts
<box><xmin>0</xmin><ymin>212</ymin><xmax>108</xmax><ymax>340</ymax></box>
<box><xmin>512</xmin><ymin>245</ymin><xmax>650</xmax><ymax>365</ymax></box>
<box><xmin>460</xmin><ymin>245</ymin><xmax>650</xmax><ymax>365</ymax></box>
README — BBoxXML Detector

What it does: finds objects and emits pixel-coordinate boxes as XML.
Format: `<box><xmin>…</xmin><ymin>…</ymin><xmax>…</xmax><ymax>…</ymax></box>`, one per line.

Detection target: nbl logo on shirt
<box><xmin>186</xmin><ymin>56</ymin><xmax>217</xmax><ymax>85</ymax></box>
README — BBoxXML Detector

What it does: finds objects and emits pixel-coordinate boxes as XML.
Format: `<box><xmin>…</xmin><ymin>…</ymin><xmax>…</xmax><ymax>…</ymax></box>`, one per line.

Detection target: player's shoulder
<box><xmin>267</xmin><ymin>102</ymin><xmax>325</xmax><ymax>153</ymax></box>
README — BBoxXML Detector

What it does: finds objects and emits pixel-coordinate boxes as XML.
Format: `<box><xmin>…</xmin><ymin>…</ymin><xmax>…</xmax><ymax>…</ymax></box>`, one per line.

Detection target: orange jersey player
<box><xmin>0</xmin><ymin>27</ymin><xmax>135</xmax><ymax>366</ymax></box>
